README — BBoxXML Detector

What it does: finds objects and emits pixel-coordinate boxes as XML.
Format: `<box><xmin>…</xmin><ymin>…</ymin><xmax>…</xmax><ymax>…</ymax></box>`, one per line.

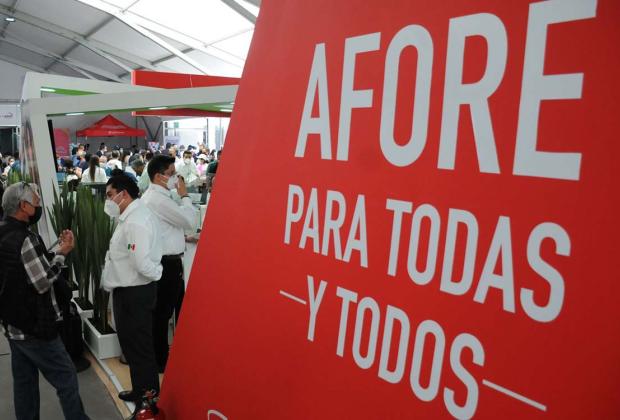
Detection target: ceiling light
<box><xmin>148</xmin><ymin>106</ymin><xmax>168</xmax><ymax>110</ymax></box>
<box><xmin>40</xmin><ymin>87</ymin><xmax>56</xmax><ymax>93</ymax></box>
<box><xmin>4</xmin><ymin>17</ymin><xmax>15</xmax><ymax>22</ymax></box>
<box><xmin>66</xmin><ymin>112</ymin><xmax>85</xmax><ymax>116</ymax></box>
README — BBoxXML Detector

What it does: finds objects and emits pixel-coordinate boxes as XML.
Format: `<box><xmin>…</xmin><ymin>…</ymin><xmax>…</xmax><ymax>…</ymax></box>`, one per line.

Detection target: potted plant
<box><xmin>47</xmin><ymin>182</ymin><xmax>81</xmax><ymax>301</ymax></box>
<box><xmin>45</xmin><ymin>180</ymin><xmax>91</xmax><ymax>371</ymax></box>
<box><xmin>80</xmin><ymin>185</ymin><xmax>120</xmax><ymax>359</ymax></box>
<box><xmin>71</xmin><ymin>186</ymin><xmax>94</xmax><ymax>316</ymax></box>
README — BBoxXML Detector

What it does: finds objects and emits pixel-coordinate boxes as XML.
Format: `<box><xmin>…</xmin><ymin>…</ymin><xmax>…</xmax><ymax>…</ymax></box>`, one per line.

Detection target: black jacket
<box><xmin>0</xmin><ymin>218</ymin><xmax>70</xmax><ymax>340</ymax></box>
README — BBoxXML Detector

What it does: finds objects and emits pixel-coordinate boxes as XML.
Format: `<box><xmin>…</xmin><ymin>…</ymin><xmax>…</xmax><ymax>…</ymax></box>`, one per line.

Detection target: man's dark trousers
<box><xmin>113</xmin><ymin>282</ymin><xmax>159</xmax><ymax>399</ymax></box>
<box><xmin>9</xmin><ymin>335</ymin><xmax>88</xmax><ymax>420</ymax></box>
<box><xmin>153</xmin><ymin>256</ymin><xmax>184</xmax><ymax>371</ymax></box>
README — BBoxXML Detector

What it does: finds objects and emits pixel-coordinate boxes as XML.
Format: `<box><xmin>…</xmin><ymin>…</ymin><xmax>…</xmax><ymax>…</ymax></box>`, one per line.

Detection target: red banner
<box><xmin>160</xmin><ymin>1</ymin><xmax>620</xmax><ymax>418</ymax></box>
<box><xmin>53</xmin><ymin>128</ymin><xmax>70</xmax><ymax>157</ymax></box>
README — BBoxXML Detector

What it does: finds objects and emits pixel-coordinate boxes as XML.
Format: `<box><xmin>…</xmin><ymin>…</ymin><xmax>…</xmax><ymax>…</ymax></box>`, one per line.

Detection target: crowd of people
<box><xmin>57</xmin><ymin>142</ymin><xmax>222</xmax><ymax>194</ymax></box>
<box><xmin>0</xmin><ymin>141</ymin><xmax>223</xmax><ymax>419</ymax></box>
<box><xmin>1</xmin><ymin>151</ymin><xmax>21</xmax><ymax>179</ymax></box>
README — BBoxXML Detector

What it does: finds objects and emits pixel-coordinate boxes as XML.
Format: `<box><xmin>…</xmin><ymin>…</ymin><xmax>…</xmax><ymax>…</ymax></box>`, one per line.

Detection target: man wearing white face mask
<box><xmin>141</xmin><ymin>155</ymin><xmax>198</xmax><ymax>372</ymax></box>
<box><xmin>101</xmin><ymin>174</ymin><xmax>162</xmax><ymax>412</ymax></box>
<box><xmin>175</xmin><ymin>151</ymin><xmax>199</xmax><ymax>193</ymax></box>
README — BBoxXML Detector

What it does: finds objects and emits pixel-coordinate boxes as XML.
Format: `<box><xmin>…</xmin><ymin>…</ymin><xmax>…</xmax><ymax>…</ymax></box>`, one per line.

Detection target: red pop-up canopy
<box><xmin>76</xmin><ymin>115</ymin><xmax>146</xmax><ymax>138</ymax></box>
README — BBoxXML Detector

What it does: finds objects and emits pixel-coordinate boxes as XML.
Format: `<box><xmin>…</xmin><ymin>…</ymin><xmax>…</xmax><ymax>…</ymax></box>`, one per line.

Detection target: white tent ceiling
<box><xmin>0</xmin><ymin>0</ymin><xmax>259</xmax><ymax>83</ymax></box>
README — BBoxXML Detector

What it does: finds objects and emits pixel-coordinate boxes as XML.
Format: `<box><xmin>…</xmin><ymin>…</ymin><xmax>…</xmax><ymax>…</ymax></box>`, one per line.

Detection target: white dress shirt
<box><xmin>81</xmin><ymin>166</ymin><xmax>108</xmax><ymax>183</ymax></box>
<box><xmin>125</xmin><ymin>166</ymin><xmax>137</xmax><ymax>177</ymax></box>
<box><xmin>102</xmin><ymin>199</ymin><xmax>163</xmax><ymax>291</ymax></box>
<box><xmin>107</xmin><ymin>159</ymin><xmax>123</xmax><ymax>171</ymax></box>
<box><xmin>142</xmin><ymin>183</ymin><xmax>198</xmax><ymax>256</ymax></box>
<box><xmin>138</xmin><ymin>162</ymin><xmax>150</xmax><ymax>193</ymax></box>
<box><xmin>175</xmin><ymin>161</ymin><xmax>199</xmax><ymax>186</ymax></box>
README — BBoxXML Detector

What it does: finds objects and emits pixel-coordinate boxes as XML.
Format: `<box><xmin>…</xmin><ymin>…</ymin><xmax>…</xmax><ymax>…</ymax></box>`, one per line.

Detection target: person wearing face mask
<box><xmin>0</xmin><ymin>182</ymin><xmax>89</xmax><ymax>420</ymax></box>
<box><xmin>101</xmin><ymin>174</ymin><xmax>162</xmax><ymax>414</ymax></box>
<box><xmin>0</xmin><ymin>181</ymin><xmax>4</xmax><ymax>220</ymax></box>
<box><xmin>175</xmin><ymin>151</ymin><xmax>199</xmax><ymax>193</ymax></box>
<box><xmin>3</xmin><ymin>156</ymin><xmax>15</xmax><ymax>177</ymax></box>
<box><xmin>142</xmin><ymin>155</ymin><xmax>198</xmax><ymax>373</ymax></box>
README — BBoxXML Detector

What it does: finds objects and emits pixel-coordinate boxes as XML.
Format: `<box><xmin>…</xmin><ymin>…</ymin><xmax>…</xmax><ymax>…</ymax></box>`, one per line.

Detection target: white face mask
<box><xmin>184</xmin><ymin>158</ymin><xmax>191</xmax><ymax>165</ymax></box>
<box><xmin>165</xmin><ymin>174</ymin><xmax>178</xmax><ymax>190</ymax></box>
<box><xmin>104</xmin><ymin>191</ymin><xmax>124</xmax><ymax>218</ymax></box>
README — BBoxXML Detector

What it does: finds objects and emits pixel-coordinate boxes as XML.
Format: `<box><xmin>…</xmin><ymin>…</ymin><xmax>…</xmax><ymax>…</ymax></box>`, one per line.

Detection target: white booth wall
<box><xmin>163</xmin><ymin>116</ymin><xmax>230</xmax><ymax>151</ymax></box>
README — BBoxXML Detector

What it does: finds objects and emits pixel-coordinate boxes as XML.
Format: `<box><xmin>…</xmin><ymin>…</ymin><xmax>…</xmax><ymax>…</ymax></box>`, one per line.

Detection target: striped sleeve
<box><xmin>20</xmin><ymin>236</ymin><xmax>65</xmax><ymax>294</ymax></box>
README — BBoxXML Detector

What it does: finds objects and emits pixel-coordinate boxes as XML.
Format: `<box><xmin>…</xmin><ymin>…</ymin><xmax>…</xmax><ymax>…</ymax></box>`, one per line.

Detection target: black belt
<box><xmin>161</xmin><ymin>253</ymin><xmax>184</xmax><ymax>261</ymax></box>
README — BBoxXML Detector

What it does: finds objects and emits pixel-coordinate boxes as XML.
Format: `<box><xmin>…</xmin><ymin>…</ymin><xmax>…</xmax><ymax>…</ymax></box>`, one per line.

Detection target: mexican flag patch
<box><xmin>128</xmin><ymin>244</ymin><xmax>136</xmax><ymax>251</ymax></box>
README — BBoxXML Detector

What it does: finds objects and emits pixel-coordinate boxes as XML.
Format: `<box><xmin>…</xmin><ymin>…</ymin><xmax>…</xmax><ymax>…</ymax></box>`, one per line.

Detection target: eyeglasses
<box><xmin>21</xmin><ymin>181</ymin><xmax>31</xmax><ymax>193</ymax></box>
<box><xmin>20</xmin><ymin>182</ymin><xmax>39</xmax><ymax>203</ymax></box>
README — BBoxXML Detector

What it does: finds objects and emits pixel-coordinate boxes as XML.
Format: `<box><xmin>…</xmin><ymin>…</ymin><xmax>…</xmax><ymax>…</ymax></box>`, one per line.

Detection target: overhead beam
<box><xmin>77</xmin><ymin>0</ymin><xmax>211</xmax><ymax>74</ymax></box>
<box><xmin>77</xmin><ymin>0</ymin><xmax>247</xmax><ymax>73</ymax></box>
<box><xmin>62</xmin><ymin>63</ymin><xmax>97</xmax><ymax>79</ymax></box>
<box><xmin>0</xmin><ymin>4</ymin><xmax>157</xmax><ymax>72</ymax></box>
<box><xmin>1</xmin><ymin>35</ymin><xmax>124</xmax><ymax>82</ymax></box>
<box><xmin>0</xmin><ymin>0</ymin><xmax>18</xmax><ymax>39</ymax></box>
<box><xmin>0</xmin><ymin>52</ymin><xmax>49</xmax><ymax>73</ymax></box>
<box><xmin>125</xmin><ymin>27</ymin><xmax>250</xmax><ymax>77</ymax></box>
<box><xmin>220</xmin><ymin>0</ymin><xmax>257</xmax><ymax>24</ymax></box>
<box><xmin>151</xmin><ymin>47</ymin><xmax>194</xmax><ymax>66</ymax></box>
<box><xmin>44</xmin><ymin>15</ymin><xmax>115</xmax><ymax>72</ymax></box>
<box><xmin>118</xmin><ymin>18</ymin><xmax>211</xmax><ymax>74</ymax></box>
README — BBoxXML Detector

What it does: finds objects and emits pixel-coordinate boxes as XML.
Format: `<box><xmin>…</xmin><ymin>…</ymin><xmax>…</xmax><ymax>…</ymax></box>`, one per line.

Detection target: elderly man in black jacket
<box><xmin>0</xmin><ymin>182</ymin><xmax>89</xmax><ymax>420</ymax></box>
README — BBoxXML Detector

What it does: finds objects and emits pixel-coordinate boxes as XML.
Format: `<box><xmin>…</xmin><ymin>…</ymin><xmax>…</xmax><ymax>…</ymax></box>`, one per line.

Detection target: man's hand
<box><xmin>177</xmin><ymin>175</ymin><xmax>188</xmax><ymax>197</ymax></box>
<box><xmin>58</xmin><ymin>229</ymin><xmax>74</xmax><ymax>256</ymax></box>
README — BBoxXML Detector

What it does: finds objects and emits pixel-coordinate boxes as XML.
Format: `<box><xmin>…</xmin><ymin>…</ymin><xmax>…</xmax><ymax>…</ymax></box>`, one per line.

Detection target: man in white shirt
<box><xmin>142</xmin><ymin>155</ymin><xmax>198</xmax><ymax>372</ymax></box>
<box><xmin>106</xmin><ymin>150</ymin><xmax>123</xmax><ymax>171</ymax></box>
<box><xmin>101</xmin><ymin>173</ymin><xmax>162</xmax><ymax>407</ymax></box>
<box><xmin>137</xmin><ymin>151</ymin><xmax>153</xmax><ymax>193</ymax></box>
<box><xmin>175</xmin><ymin>151</ymin><xmax>200</xmax><ymax>192</ymax></box>
<box><xmin>168</xmin><ymin>146</ymin><xmax>183</xmax><ymax>167</ymax></box>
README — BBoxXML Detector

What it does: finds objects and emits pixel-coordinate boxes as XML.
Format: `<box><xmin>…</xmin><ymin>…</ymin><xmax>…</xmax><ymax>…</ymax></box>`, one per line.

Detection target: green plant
<box><xmin>47</xmin><ymin>182</ymin><xmax>77</xmax><ymax>288</ymax></box>
<box><xmin>6</xmin><ymin>167</ymin><xmax>23</xmax><ymax>185</ymax></box>
<box><xmin>90</xmin><ymin>194</ymin><xmax>115</xmax><ymax>334</ymax></box>
<box><xmin>72</xmin><ymin>187</ymin><xmax>94</xmax><ymax>310</ymax></box>
<box><xmin>47</xmin><ymin>181</ymin><xmax>116</xmax><ymax>333</ymax></box>
<box><xmin>69</xmin><ymin>185</ymin><xmax>115</xmax><ymax>333</ymax></box>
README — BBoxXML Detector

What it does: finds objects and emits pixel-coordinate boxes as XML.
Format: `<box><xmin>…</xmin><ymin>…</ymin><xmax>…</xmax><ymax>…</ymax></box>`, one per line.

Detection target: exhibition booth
<box><xmin>4</xmin><ymin>70</ymin><xmax>236</xmax><ymax>416</ymax></box>
<box><xmin>1</xmin><ymin>1</ymin><xmax>619</xmax><ymax>419</ymax></box>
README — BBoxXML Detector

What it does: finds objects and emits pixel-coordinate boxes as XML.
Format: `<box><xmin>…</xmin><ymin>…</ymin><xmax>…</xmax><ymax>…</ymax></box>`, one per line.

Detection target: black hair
<box><xmin>111</xmin><ymin>150</ymin><xmax>120</xmax><ymax>159</ymax></box>
<box><xmin>89</xmin><ymin>155</ymin><xmax>100</xmax><ymax>181</ymax></box>
<box><xmin>183</xmin><ymin>150</ymin><xmax>192</xmax><ymax>157</ymax></box>
<box><xmin>131</xmin><ymin>159</ymin><xmax>145</xmax><ymax>170</ymax></box>
<box><xmin>128</xmin><ymin>153</ymin><xmax>141</xmax><ymax>164</ymax></box>
<box><xmin>147</xmin><ymin>154</ymin><xmax>175</xmax><ymax>181</ymax></box>
<box><xmin>84</xmin><ymin>152</ymin><xmax>92</xmax><ymax>162</ymax></box>
<box><xmin>106</xmin><ymin>172</ymin><xmax>139</xmax><ymax>199</ymax></box>
<box><xmin>145</xmin><ymin>151</ymin><xmax>153</xmax><ymax>161</ymax></box>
